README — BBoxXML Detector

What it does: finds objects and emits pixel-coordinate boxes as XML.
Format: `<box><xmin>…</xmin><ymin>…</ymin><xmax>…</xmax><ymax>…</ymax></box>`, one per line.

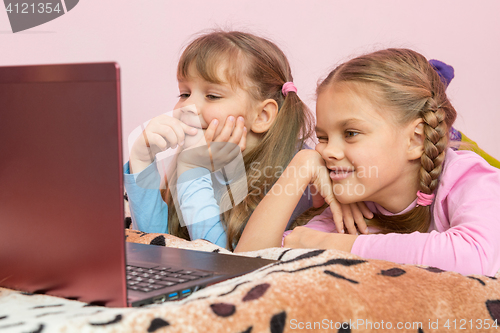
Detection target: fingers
<box><xmin>329</xmin><ymin>198</ymin><xmax>345</xmax><ymax>234</ymax></box>
<box><xmin>341</xmin><ymin>204</ymin><xmax>357</xmax><ymax>235</ymax></box>
<box><xmin>214</xmin><ymin>116</ymin><xmax>246</xmax><ymax>144</ymax></box>
<box><xmin>160</xmin><ymin>126</ymin><xmax>184</xmax><ymax>149</ymax></box>
<box><xmin>149</xmin><ymin>115</ymin><xmax>199</xmax><ymax>150</ymax></box>
<box><xmin>350</xmin><ymin>203</ymin><xmax>366</xmax><ymax>234</ymax></box>
<box><xmin>338</xmin><ymin>202</ymin><xmax>371</xmax><ymax>235</ymax></box>
<box><xmin>237</xmin><ymin>124</ymin><xmax>247</xmax><ymax>152</ymax></box>
<box><xmin>160</xmin><ymin>116</ymin><xmax>198</xmax><ymax>147</ymax></box>
<box><xmin>179</xmin><ymin>121</ymin><xmax>199</xmax><ymax>138</ymax></box>
<box><xmin>143</xmin><ymin>132</ymin><xmax>169</xmax><ymax>154</ymax></box>
<box><xmin>309</xmin><ymin>163</ymin><xmax>345</xmax><ymax>233</ymax></box>
<box><xmin>355</xmin><ymin>202</ymin><xmax>371</xmax><ymax>234</ymax></box>
<box><xmin>229</xmin><ymin>116</ymin><xmax>246</xmax><ymax>144</ymax></box>
<box><xmin>177</xmin><ymin>115</ymin><xmax>247</xmax><ymax>172</ymax></box>
<box><xmin>214</xmin><ymin>116</ymin><xmax>236</xmax><ymax>142</ymax></box>
<box><xmin>203</xmin><ymin>119</ymin><xmax>219</xmax><ymax>144</ymax></box>
<box><xmin>218</xmin><ymin>117</ymin><xmax>246</xmax><ymax>150</ymax></box>
<box><xmin>357</xmin><ymin>201</ymin><xmax>374</xmax><ymax>219</ymax></box>
<box><xmin>211</xmin><ymin>116</ymin><xmax>246</xmax><ymax>164</ymax></box>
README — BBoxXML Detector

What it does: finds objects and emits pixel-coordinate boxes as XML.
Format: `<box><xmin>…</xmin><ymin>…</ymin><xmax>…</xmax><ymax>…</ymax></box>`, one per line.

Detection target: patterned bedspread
<box><xmin>1</xmin><ymin>229</ymin><xmax>499</xmax><ymax>333</ymax></box>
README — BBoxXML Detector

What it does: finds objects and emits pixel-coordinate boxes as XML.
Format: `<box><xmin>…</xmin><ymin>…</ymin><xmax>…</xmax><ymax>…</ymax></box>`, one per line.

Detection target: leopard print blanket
<box><xmin>1</xmin><ymin>229</ymin><xmax>499</xmax><ymax>333</ymax></box>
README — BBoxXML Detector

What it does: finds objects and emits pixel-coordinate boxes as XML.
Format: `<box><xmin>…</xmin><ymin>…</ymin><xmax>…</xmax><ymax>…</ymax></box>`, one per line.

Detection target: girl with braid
<box><xmin>236</xmin><ymin>48</ymin><xmax>500</xmax><ymax>276</ymax></box>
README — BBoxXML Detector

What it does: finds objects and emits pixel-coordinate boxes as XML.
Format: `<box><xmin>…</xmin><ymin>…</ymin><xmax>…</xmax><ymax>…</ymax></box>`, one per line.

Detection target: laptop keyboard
<box><xmin>126</xmin><ymin>265</ymin><xmax>214</xmax><ymax>293</ymax></box>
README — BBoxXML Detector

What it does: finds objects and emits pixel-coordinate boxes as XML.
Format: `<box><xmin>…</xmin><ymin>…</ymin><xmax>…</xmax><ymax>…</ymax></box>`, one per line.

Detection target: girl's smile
<box><xmin>329</xmin><ymin>167</ymin><xmax>355</xmax><ymax>180</ymax></box>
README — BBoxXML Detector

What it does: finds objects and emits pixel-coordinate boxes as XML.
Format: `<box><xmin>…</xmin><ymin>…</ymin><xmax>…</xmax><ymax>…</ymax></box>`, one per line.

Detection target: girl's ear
<box><xmin>407</xmin><ymin>119</ymin><xmax>425</xmax><ymax>161</ymax></box>
<box><xmin>250</xmin><ymin>99</ymin><xmax>279</xmax><ymax>134</ymax></box>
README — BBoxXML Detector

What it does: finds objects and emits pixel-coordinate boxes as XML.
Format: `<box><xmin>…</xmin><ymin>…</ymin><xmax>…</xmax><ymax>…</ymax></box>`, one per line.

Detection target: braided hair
<box><xmin>316</xmin><ymin>48</ymin><xmax>457</xmax><ymax>233</ymax></box>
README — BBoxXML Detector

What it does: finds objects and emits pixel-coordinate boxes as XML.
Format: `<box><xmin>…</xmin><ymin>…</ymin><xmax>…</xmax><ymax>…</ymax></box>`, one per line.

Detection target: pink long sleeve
<box><xmin>351</xmin><ymin>149</ymin><xmax>500</xmax><ymax>276</ymax></box>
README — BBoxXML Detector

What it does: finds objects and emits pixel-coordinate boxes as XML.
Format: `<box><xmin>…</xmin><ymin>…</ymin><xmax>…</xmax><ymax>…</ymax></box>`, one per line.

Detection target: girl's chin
<box><xmin>335</xmin><ymin>197</ymin><xmax>355</xmax><ymax>205</ymax></box>
<box><xmin>334</xmin><ymin>194</ymin><xmax>364</xmax><ymax>205</ymax></box>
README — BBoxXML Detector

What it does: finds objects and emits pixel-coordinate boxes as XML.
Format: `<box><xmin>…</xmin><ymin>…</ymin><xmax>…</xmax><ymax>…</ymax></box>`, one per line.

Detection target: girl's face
<box><xmin>174</xmin><ymin>64</ymin><xmax>259</xmax><ymax>148</ymax></box>
<box><xmin>315</xmin><ymin>82</ymin><xmax>419</xmax><ymax>213</ymax></box>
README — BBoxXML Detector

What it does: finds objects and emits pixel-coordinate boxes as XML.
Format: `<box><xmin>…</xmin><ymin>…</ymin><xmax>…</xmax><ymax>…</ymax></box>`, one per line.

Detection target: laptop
<box><xmin>0</xmin><ymin>62</ymin><xmax>276</xmax><ymax>307</ymax></box>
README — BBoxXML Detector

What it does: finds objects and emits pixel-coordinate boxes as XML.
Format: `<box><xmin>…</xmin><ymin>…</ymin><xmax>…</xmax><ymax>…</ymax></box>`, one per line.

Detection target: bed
<box><xmin>1</xmin><ymin>227</ymin><xmax>499</xmax><ymax>333</ymax></box>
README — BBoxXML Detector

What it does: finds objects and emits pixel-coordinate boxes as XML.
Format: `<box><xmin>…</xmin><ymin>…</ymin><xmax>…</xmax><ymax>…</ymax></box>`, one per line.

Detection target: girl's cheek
<box><xmin>203</xmin><ymin>112</ymin><xmax>219</xmax><ymax>129</ymax></box>
<box><xmin>315</xmin><ymin>144</ymin><xmax>324</xmax><ymax>154</ymax></box>
<box><xmin>315</xmin><ymin>144</ymin><xmax>329</xmax><ymax>162</ymax></box>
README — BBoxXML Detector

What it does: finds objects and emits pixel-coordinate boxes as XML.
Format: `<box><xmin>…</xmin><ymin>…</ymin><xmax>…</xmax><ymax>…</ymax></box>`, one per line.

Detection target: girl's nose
<box><xmin>180</xmin><ymin>103</ymin><xmax>200</xmax><ymax>116</ymax></box>
<box><xmin>178</xmin><ymin>103</ymin><xmax>204</xmax><ymax>129</ymax></box>
<box><xmin>321</xmin><ymin>142</ymin><xmax>345</xmax><ymax>161</ymax></box>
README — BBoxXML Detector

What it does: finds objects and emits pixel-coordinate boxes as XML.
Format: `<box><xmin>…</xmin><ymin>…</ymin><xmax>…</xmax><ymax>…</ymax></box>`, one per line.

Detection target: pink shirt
<box><xmin>284</xmin><ymin>149</ymin><xmax>500</xmax><ymax>276</ymax></box>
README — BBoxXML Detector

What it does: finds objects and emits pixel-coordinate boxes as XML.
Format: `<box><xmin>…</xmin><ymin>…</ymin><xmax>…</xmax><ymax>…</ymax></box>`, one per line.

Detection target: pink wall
<box><xmin>2</xmin><ymin>0</ymin><xmax>499</xmax><ymax>160</ymax></box>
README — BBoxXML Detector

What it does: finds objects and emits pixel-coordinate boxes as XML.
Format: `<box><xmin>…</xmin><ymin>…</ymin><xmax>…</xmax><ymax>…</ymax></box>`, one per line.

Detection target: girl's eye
<box><xmin>178</xmin><ymin>93</ymin><xmax>190</xmax><ymax>99</ymax></box>
<box><xmin>317</xmin><ymin>136</ymin><xmax>328</xmax><ymax>143</ymax></box>
<box><xmin>345</xmin><ymin>131</ymin><xmax>359</xmax><ymax>138</ymax></box>
<box><xmin>206</xmin><ymin>94</ymin><xmax>221</xmax><ymax>100</ymax></box>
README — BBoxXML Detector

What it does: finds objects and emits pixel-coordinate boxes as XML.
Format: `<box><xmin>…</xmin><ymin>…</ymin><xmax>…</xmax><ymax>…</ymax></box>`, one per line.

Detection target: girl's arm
<box><xmin>175</xmin><ymin>168</ymin><xmax>227</xmax><ymax>248</ymax></box>
<box><xmin>173</xmin><ymin>117</ymin><xmax>246</xmax><ymax>248</ymax></box>
<box><xmin>124</xmin><ymin>161</ymin><xmax>170</xmax><ymax>233</ymax></box>
<box><xmin>284</xmin><ymin>227</ymin><xmax>358</xmax><ymax>253</ymax></box>
<box><xmin>235</xmin><ymin>149</ymin><xmax>342</xmax><ymax>252</ymax></box>
<box><xmin>124</xmin><ymin>159</ymin><xmax>227</xmax><ymax>247</ymax></box>
<box><xmin>286</xmin><ymin>150</ymin><xmax>500</xmax><ymax>276</ymax></box>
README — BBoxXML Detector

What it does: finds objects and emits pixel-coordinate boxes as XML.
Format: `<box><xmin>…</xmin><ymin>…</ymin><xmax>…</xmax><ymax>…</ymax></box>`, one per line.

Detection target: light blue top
<box><xmin>124</xmin><ymin>158</ymin><xmax>312</xmax><ymax>249</ymax></box>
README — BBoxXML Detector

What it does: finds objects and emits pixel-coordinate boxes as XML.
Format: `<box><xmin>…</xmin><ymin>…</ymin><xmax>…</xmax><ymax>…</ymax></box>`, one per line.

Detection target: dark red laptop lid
<box><xmin>0</xmin><ymin>62</ymin><xmax>127</xmax><ymax>307</ymax></box>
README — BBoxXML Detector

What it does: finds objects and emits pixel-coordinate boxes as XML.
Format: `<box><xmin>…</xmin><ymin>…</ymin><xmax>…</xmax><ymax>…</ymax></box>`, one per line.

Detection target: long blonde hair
<box><xmin>316</xmin><ymin>48</ymin><xmax>457</xmax><ymax>233</ymax></box>
<box><xmin>164</xmin><ymin>30</ymin><xmax>314</xmax><ymax>249</ymax></box>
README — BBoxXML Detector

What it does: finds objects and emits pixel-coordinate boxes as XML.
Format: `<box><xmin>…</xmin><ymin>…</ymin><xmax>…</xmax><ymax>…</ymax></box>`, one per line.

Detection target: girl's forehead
<box><xmin>316</xmin><ymin>82</ymin><xmax>397</xmax><ymax>125</ymax></box>
<box><xmin>178</xmin><ymin>53</ymin><xmax>249</xmax><ymax>88</ymax></box>
<box><xmin>317</xmin><ymin>82</ymin><xmax>375</xmax><ymax>110</ymax></box>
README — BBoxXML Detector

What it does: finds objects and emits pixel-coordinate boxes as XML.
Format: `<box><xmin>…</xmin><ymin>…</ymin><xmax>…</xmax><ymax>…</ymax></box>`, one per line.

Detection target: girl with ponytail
<box><xmin>236</xmin><ymin>48</ymin><xmax>500</xmax><ymax>276</ymax></box>
<box><xmin>127</xmin><ymin>30</ymin><xmax>370</xmax><ymax>251</ymax></box>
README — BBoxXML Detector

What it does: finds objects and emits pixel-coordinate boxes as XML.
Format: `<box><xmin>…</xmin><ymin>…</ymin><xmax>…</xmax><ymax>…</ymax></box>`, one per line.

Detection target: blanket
<box><xmin>1</xmin><ymin>229</ymin><xmax>499</xmax><ymax>333</ymax></box>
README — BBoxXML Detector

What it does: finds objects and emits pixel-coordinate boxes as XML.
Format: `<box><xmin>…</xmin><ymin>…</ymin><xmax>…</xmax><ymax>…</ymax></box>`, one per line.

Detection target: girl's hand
<box><xmin>129</xmin><ymin>113</ymin><xmax>198</xmax><ymax>174</ymax></box>
<box><xmin>284</xmin><ymin>226</ymin><xmax>358</xmax><ymax>252</ymax></box>
<box><xmin>341</xmin><ymin>202</ymin><xmax>372</xmax><ymax>235</ymax></box>
<box><xmin>283</xmin><ymin>226</ymin><xmax>330</xmax><ymax>249</ymax></box>
<box><xmin>304</xmin><ymin>150</ymin><xmax>372</xmax><ymax>235</ymax></box>
<box><xmin>177</xmin><ymin>116</ymin><xmax>247</xmax><ymax>174</ymax></box>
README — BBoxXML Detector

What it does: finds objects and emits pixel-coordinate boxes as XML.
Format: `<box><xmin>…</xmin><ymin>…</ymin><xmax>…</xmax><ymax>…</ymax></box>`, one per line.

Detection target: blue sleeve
<box><xmin>123</xmin><ymin>161</ymin><xmax>169</xmax><ymax>234</ymax></box>
<box><xmin>176</xmin><ymin>168</ymin><xmax>227</xmax><ymax>248</ymax></box>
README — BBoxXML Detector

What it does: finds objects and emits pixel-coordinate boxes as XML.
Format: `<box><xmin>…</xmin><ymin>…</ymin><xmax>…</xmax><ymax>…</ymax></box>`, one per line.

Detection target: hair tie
<box><xmin>429</xmin><ymin>59</ymin><xmax>455</xmax><ymax>88</ymax></box>
<box><xmin>282</xmin><ymin>82</ymin><xmax>297</xmax><ymax>97</ymax></box>
<box><xmin>416</xmin><ymin>191</ymin><xmax>435</xmax><ymax>206</ymax></box>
